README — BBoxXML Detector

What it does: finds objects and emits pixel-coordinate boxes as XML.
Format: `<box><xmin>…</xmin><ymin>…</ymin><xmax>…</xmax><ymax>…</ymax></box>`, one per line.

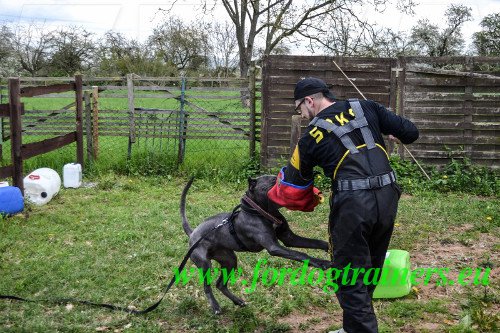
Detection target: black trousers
<box><xmin>328</xmin><ymin>183</ymin><xmax>401</xmax><ymax>333</ymax></box>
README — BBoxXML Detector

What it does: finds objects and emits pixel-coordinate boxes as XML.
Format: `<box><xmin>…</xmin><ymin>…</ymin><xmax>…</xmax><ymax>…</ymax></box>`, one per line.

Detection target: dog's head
<box><xmin>246</xmin><ymin>175</ymin><xmax>281</xmax><ymax>211</ymax></box>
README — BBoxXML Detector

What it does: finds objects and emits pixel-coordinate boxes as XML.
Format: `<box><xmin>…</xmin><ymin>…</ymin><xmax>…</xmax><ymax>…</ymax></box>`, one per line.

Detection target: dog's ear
<box><xmin>248</xmin><ymin>177</ymin><xmax>257</xmax><ymax>191</ymax></box>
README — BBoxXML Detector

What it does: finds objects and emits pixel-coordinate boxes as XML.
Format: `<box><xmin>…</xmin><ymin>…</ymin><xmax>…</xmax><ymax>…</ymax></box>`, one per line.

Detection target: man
<box><xmin>268</xmin><ymin>77</ymin><xmax>419</xmax><ymax>333</ymax></box>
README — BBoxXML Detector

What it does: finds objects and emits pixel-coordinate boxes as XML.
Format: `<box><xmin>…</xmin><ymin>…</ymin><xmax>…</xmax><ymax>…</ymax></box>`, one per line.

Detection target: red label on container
<box><xmin>29</xmin><ymin>174</ymin><xmax>40</xmax><ymax>180</ymax></box>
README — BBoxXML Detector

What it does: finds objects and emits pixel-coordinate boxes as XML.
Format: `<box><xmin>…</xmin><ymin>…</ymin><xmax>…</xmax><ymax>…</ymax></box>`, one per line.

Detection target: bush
<box><xmin>390</xmin><ymin>155</ymin><xmax>499</xmax><ymax>197</ymax></box>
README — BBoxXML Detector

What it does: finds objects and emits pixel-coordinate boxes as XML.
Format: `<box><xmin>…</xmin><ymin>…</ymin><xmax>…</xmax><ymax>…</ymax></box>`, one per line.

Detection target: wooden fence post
<box><xmin>84</xmin><ymin>90</ymin><xmax>93</xmax><ymax>163</ymax></box>
<box><xmin>463</xmin><ymin>57</ymin><xmax>474</xmax><ymax>160</ymax></box>
<box><xmin>388</xmin><ymin>58</ymin><xmax>400</xmax><ymax>156</ymax></box>
<box><xmin>92</xmin><ymin>86</ymin><xmax>99</xmax><ymax>159</ymax></box>
<box><xmin>8</xmin><ymin>78</ymin><xmax>23</xmax><ymax>193</ymax></box>
<box><xmin>396</xmin><ymin>56</ymin><xmax>407</xmax><ymax>160</ymax></box>
<box><xmin>75</xmin><ymin>74</ymin><xmax>84</xmax><ymax>169</ymax></box>
<box><xmin>0</xmin><ymin>87</ymin><xmax>3</xmax><ymax>161</ymax></box>
<box><xmin>249</xmin><ymin>61</ymin><xmax>256</xmax><ymax>159</ymax></box>
<box><xmin>290</xmin><ymin>115</ymin><xmax>302</xmax><ymax>153</ymax></box>
<box><xmin>177</xmin><ymin>76</ymin><xmax>187</xmax><ymax>165</ymax></box>
<box><xmin>127</xmin><ymin>74</ymin><xmax>135</xmax><ymax>159</ymax></box>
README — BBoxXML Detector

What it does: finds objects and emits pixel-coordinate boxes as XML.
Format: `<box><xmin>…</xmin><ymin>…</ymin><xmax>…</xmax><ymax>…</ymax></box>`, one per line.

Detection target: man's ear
<box><xmin>248</xmin><ymin>177</ymin><xmax>257</xmax><ymax>191</ymax></box>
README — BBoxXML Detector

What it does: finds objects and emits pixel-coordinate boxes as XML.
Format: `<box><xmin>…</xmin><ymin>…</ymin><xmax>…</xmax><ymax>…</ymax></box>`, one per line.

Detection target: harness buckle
<box><xmin>368</xmin><ymin>176</ymin><xmax>383</xmax><ymax>189</ymax></box>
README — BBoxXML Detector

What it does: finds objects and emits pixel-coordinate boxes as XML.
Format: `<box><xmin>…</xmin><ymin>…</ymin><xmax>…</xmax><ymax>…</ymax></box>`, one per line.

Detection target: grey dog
<box><xmin>180</xmin><ymin>175</ymin><xmax>331</xmax><ymax>314</ymax></box>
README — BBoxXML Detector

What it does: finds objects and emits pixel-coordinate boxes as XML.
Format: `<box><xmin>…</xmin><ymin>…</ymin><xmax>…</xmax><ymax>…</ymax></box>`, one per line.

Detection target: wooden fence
<box><xmin>398</xmin><ymin>57</ymin><xmax>499</xmax><ymax>168</ymax></box>
<box><xmin>0</xmin><ymin>73</ymin><xmax>260</xmax><ymax>168</ymax></box>
<box><xmin>260</xmin><ymin>55</ymin><xmax>500</xmax><ymax>169</ymax></box>
<box><xmin>0</xmin><ymin>76</ymin><xmax>84</xmax><ymax>193</ymax></box>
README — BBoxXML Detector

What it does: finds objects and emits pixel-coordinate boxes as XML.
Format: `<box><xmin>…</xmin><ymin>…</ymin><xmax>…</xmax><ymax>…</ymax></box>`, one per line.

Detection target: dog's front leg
<box><xmin>254</xmin><ymin>233</ymin><xmax>332</xmax><ymax>270</ymax></box>
<box><xmin>276</xmin><ymin>221</ymin><xmax>329</xmax><ymax>252</ymax></box>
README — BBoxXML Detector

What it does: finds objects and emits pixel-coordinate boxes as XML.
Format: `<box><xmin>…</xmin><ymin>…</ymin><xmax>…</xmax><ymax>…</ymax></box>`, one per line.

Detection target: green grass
<box><xmin>0</xmin><ymin>176</ymin><xmax>498</xmax><ymax>332</ymax></box>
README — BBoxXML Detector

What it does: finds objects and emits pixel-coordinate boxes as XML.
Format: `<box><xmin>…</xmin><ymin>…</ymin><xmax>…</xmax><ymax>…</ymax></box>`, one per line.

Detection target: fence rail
<box><xmin>0</xmin><ymin>73</ymin><xmax>261</xmax><ymax>175</ymax></box>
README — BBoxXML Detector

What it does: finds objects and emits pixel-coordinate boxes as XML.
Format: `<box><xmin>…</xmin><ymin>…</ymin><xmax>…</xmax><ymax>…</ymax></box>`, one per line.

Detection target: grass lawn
<box><xmin>0</xmin><ymin>176</ymin><xmax>498</xmax><ymax>332</ymax></box>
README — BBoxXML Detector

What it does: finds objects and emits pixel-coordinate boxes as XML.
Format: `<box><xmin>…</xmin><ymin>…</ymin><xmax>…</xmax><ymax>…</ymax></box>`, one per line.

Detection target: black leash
<box><xmin>0</xmin><ymin>216</ymin><xmax>235</xmax><ymax>315</ymax></box>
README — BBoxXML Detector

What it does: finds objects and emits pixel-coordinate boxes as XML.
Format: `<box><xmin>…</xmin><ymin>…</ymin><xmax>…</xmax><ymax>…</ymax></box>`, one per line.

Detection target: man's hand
<box><xmin>388</xmin><ymin>135</ymin><xmax>401</xmax><ymax>144</ymax></box>
<box><xmin>313</xmin><ymin>187</ymin><xmax>324</xmax><ymax>204</ymax></box>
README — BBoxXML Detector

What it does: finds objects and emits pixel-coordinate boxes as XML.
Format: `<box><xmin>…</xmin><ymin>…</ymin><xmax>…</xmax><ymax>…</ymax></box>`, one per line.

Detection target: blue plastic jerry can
<box><xmin>0</xmin><ymin>186</ymin><xmax>24</xmax><ymax>216</ymax></box>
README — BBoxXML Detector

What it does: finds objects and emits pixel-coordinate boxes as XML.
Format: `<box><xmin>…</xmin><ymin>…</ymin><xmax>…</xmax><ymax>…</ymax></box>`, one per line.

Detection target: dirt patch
<box><xmin>277</xmin><ymin>225</ymin><xmax>498</xmax><ymax>331</ymax></box>
<box><xmin>277</xmin><ymin>305</ymin><xmax>342</xmax><ymax>333</ymax></box>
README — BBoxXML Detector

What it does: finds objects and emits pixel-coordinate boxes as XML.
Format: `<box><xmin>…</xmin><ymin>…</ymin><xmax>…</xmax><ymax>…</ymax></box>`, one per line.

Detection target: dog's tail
<box><xmin>180</xmin><ymin>177</ymin><xmax>194</xmax><ymax>236</ymax></box>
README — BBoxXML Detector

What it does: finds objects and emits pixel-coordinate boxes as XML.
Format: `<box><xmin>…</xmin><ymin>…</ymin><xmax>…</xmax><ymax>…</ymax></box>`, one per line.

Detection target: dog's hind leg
<box><xmin>212</xmin><ymin>249</ymin><xmax>246</xmax><ymax>307</ymax></box>
<box><xmin>190</xmin><ymin>249</ymin><xmax>222</xmax><ymax>315</ymax></box>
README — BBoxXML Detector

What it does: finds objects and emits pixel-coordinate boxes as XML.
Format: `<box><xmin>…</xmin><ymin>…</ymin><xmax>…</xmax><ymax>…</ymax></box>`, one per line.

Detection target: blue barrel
<box><xmin>0</xmin><ymin>186</ymin><xmax>24</xmax><ymax>216</ymax></box>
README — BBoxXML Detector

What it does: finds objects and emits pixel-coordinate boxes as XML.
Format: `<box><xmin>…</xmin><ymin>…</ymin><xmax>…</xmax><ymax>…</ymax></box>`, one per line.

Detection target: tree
<box><xmin>410</xmin><ymin>4</ymin><xmax>472</xmax><ymax>56</ymax></box>
<box><xmin>11</xmin><ymin>23</ymin><xmax>55</xmax><ymax>76</ymax></box>
<box><xmin>473</xmin><ymin>13</ymin><xmax>500</xmax><ymax>56</ymax></box>
<box><xmin>95</xmin><ymin>31</ymin><xmax>175</xmax><ymax>77</ymax></box>
<box><xmin>207</xmin><ymin>21</ymin><xmax>239</xmax><ymax>77</ymax></box>
<box><xmin>0</xmin><ymin>25</ymin><xmax>13</xmax><ymax>63</ymax></box>
<box><xmin>149</xmin><ymin>17</ymin><xmax>209</xmax><ymax>72</ymax></box>
<box><xmin>363</xmin><ymin>29</ymin><xmax>417</xmax><ymax>57</ymax></box>
<box><xmin>314</xmin><ymin>8</ymin><xmax>376</xmax><ymax>56</ymax></box>
<box><xmin>0</xmin><ymin>25</ymin><xmax>17</xmax><ymax>77</ymax></box>
<box><xmin>49</xmin><ymin>26</ymin><xmax>96</xmax><ymax>76</ymax></box>
<box><xmin>182</xmin><ymin>0</ymin><xmax>416</xmax><ymax>79</ymax></box>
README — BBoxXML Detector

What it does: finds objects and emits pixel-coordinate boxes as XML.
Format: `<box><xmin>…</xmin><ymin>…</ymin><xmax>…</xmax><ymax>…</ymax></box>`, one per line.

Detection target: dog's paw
<box><xmin>235</xmin><ymin>300</ymin><xmax>246</xmax><ymax>307</ymax></box>
<box><xmin>312</xmin><ymin>259</ymin><xmax>334</xmax><ymax>270</ymax></box>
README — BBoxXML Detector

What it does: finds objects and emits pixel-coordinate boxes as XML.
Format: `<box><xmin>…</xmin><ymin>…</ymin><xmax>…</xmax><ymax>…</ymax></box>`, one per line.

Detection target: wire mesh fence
<box><xmin>0</xmin><ymin>75</ymin><xmax>261</xmax><ymax>180</ymax></box>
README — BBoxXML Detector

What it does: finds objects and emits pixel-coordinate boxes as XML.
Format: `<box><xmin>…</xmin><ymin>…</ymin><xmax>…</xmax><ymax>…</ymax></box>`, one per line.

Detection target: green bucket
<box><xmin>372</xmin><ymin>249</ymin><xmax>412</xmax><ymax>299</ymax></box>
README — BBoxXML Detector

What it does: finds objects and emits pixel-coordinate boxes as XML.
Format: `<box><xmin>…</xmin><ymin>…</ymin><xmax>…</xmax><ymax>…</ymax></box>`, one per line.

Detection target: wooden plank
<box><xmin>75</xmin><ymin>75</ymin><xmax>84</xmax><ymax>167</ymax></box>
<box><xmin>0</xmin><ymin>165</ymin><xmax>13</xmax><ymax>179</ymax></box>
<box><xmin>415</xmin><ymin>135</ymin><xmax>499</xmax><ymax>145</ymax></box>
<box><xmin>21</xmin><ymin>132</ymin><xmax>76</xmax><ymax>159</ymax></box>
<box><xmin>8</xmin><ymin>78</ymin><xmax>23</xmax><ymax>193</ymax></box>
<box><xmin>84</xmin><ymin>90</ymin><xmax>93</xmax><ymax>162</ymax></box>
<box><xmin>0</xmin><ymin>103</ymin><xmax>25</xmax><ymax>117</ymax></box>
<box><xmin>261</xmin><ymin>55</ymin><xmax>272</xmax><ymax>167</ymax></box>
<box><xmin>14</xmin><ymin>76</ymin><xmax>247</xmax><ymax>83</ymax></box>
<box><xmin>409</xmin><ymin>150</ymin><xmax>498</xmax><ymax>160</ymax></box>
<box><xmin>406</xmin><ymin>64</ymin><xmax>500</xmax><ymax>80</ymax></box>
<box><xmin>23</xmin><ymin>131</ymin><xmax>73</xmax><ymax>136</ymax></box>
<box><xmin>406</xmin><ymin>75</ymin><xmax>500</xmax><ymax>87</ymax></box>
<box><xmin>404</xmin><ymin>106</ymin><xmax>500</xmax><ymax>115</ymax></box>
<box><xmin>92</xmin><ymin>86</ymin><xmax>99</xmax><ymax>159</ymax></box>
<box><xmin>290</xmin><ymin>115</ymin><xmax>302</xmax><ymax>154</ymax></box>
<box><xmin>127</xmin><ymin>74</ymin><xmax>136</xmax><ymax>143</ymax></box>
<box><xmin>20</xmin><ymin>83</ymin><xmax>75</xmax><ymax>97</ymax></box>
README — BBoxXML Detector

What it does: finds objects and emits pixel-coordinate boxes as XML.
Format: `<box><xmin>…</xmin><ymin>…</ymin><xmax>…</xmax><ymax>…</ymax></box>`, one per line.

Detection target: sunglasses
<box><xmin>294</xmin><ymin>98</ymin><xmax>305</xmax><ymax>113</ymax></box>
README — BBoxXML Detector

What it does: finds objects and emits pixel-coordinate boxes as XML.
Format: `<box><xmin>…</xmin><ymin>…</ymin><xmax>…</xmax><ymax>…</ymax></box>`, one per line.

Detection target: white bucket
<box><xmin>24</xmin><ymin>168</ymin><xmax>61</xmax><ymax>205</ymax></box>
<box><xmin>63</xmin><ymin>163</ymin><xmax>82</xmax><ymax>188</ymax></box>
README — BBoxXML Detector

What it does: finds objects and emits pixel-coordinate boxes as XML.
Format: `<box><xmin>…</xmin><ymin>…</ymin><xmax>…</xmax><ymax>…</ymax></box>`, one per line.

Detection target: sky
<box><xmin>0</xmin><ymin>0</ymin><xmax>499</xmax><ymax>52</ymax></box>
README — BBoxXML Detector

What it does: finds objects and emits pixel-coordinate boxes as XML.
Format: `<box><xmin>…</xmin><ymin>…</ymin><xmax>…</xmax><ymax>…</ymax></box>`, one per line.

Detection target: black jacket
<box><xmin>285</xmin><ymin>100</ymin><xmax>419</xmax><ymax>184</ymax></box>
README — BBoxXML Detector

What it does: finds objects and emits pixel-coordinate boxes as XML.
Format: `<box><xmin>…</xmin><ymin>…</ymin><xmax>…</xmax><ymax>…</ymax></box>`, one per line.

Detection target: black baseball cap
<box><xmin>294</xmin><ymin>77</ymin><xmax>336</xmax><ymax>101</ymax></box>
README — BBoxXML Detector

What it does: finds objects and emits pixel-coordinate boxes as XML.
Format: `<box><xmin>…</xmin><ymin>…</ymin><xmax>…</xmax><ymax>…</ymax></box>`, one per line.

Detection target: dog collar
<box><xmin>241</xmin><ymin>195</ymin><xmax>283</xmax><ymax>225</ymax></box>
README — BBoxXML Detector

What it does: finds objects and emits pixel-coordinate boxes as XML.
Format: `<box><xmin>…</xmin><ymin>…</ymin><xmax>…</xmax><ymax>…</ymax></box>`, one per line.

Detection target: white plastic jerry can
<box><xmin>63</xmin><ymin>163</ymin><xmax>82</xmax><ymax>188</ymax></box>
<box><xmin>24</xmin><ymin>168</ymin><xmax>61</xmax><ymax>205</ymax></box>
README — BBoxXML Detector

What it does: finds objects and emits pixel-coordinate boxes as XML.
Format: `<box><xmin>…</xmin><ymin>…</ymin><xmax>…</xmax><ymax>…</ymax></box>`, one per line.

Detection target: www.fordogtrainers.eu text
<box><xmin>174</xmin><ymin>259</ymin><xmax>491</xmax><ymax>294</ymax></box>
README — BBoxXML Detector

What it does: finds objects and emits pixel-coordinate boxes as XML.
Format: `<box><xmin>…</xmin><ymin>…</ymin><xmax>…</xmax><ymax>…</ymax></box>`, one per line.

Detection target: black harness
<box><xmin>226</xmin><ymin>204</ymin><xmax>249</xmax><ymax>251</ymax></box>
<box><xmin>310</xmin><ymin>99</ymin><xmax>396</xmax><ymax>191</ymax></box>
